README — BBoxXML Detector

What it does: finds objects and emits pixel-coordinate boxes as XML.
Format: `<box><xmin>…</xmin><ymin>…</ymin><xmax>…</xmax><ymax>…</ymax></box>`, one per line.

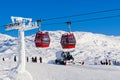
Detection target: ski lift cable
<box><xmin>1</xmin><ymin>14</ymin><xmax>120</xmax><ymax>36</ymax></box>
<box><xmin>1</xmin><ymin>14</ymin><xmax>120</xmax><ymax>30</ymax></box>
<box><xmin>0</xmin><ymin>8</ymin><xmax>120</xmax><ymax>32</ymax></box>
<box><xmin>0</xmin><ymin>8</ymin><xmax>119</xmax><ymax>28</ymax></box>
<box><xmin>39</xmin><ymin>8</ymin><xmax>120</xmax><ymax>21</ymax></box>
<box><xmin>41</xmin><ymin>14</ymin><xmax>120</xmax><ymax>25</ymax></box>
<box><xmin>72</xmin><ymin>14</ymin><xmax>120</xmax><ymax>23</ymax></box>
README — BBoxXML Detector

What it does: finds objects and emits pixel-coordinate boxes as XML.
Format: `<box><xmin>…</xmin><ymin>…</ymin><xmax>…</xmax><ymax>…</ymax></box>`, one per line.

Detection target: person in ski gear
<box><xmin>34</xmin><ymin>56</ymin><xmax>37</xmax><ymax>63</ymax></box>
<box><xmin>14</xmin><ymin>56</ymin><xmax>17</xmax><ymax>62</ymax></box>
<box><xmin>100</xmin><ymin>60</ymin><xmax>105</xmax><ymax>65</ymax></box>
<box><xmin>2</xmin><ymin>58</ymin><xmax>5</xmax><ymax>61</ymax></box>
<box><xmin>27</xmin><ymin>56</ymin><xmax>29</xmax><ymax>62</ymax></box>
<box><xmin>105</xmin><ymin>59</ymin><xmax>108</xmax><ymax>65</ymax></box>
<box><xmin>82</xmin><ymin>61</ymin><xmax>84</xmax><ymax>65</ymax></box>
<box><xmin>32</xmin><ymin>57</ymin><xmax>35</xmax><ymax>62</ymax></box>
<box><xmin>39</xmin><ymin>57</ymin><xmax>42</xmax><ymax>63</ymax></box>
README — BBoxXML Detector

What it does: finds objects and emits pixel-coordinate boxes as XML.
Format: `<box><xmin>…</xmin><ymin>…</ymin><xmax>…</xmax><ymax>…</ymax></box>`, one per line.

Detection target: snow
<box><xmin>0</xmin><ymin>31</ymin><xmax>120</xmax><ymax>80</ymax></box>
<box><xmin>1</xmin><ymin>62</ymin><xmax>120</xmax><ymax>80</ymax></box>
<box><xmin>26</xmin><ymin>63</ymin><xmax>120</xmax><ymax>80</ymax></box>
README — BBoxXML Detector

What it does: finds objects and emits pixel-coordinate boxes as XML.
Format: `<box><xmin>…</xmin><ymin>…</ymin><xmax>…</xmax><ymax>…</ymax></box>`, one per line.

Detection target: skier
<box><xmin>105</xmin><ymin>59</ymin><xmax>108</xmax><ymax>65</ymax></box>
<box><xmin>100</xmin><ymin>60</ymin><xmax>103</xmax><ymax>65</ymax></box>
<box><xmin>2</xmin><ymin>58</ymin><xmax>5</xmax><ymax>61</ymax></box>
<box><xmin>34</xmin><ymin>56</ymin><xmax>37</xmax><ymax>63</ymax></box>
<box><xmin>32</xmin><ymin>57</ymin><xmax>34</xmax><ymax>62</ymax></box>
<box><xmin>82</xmin><ymin>61</ymin><xmax>84</xmax><ymax>65</ymax></box>
<box><xmin>27</xmin><ymin>56</ymin><xmax>29</xmax><ymax>62</ymax></box>
<box><xmin>39</xmin><ymin>57</ymin><xmax>42</xmax><ymax>63</ymax></box>
<box><xmin>14</xmin><ymin>56</ymin><xmax>17</xmax><ymax>62</ymax></box>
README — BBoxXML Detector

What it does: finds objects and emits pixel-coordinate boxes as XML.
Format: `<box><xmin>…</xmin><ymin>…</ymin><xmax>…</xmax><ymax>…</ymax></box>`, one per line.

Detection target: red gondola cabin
<box><xmin>34</xmin><ymin>32</ymin><xmax>50</xmax><ymax>48</ymax></box>
<box><xmin>60</xmin><ymin>33</ymin><xmax>76</xmax><ymax>49</ymax></box>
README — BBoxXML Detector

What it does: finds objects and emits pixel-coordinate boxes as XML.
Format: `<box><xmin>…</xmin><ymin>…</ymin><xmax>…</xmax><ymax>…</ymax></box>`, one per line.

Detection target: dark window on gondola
<box><xmin>69</xmin><ymin>36</ymin><xmax>76</xmax><ymax>45</ymax></box>
<box><xmin>35</xmin><ymin>34</ymin><xmax>41</xmax><ymax>42</ymax></box>
<box><xmin>42</xmin><ymin>34</ymin><xmax>50</xmax><ymax>44</ymax></box>
<box><xmin>61</xmin><ymin>36</ymin><xmax>68</xmax><ymax>46</ymax></box>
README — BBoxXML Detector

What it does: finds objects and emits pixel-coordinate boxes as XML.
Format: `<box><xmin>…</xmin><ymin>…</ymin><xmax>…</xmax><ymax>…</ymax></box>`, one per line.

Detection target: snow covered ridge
<box><xmin>0</xmin><ymin>31</ymin><xmax>120</xmax><ymax>63</ymax></box>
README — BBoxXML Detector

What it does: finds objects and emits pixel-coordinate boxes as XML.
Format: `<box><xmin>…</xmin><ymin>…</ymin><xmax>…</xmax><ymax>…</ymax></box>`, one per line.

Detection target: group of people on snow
<box><xmin>1</xmin><ymin>54</ymin><xmax>118</xmax><ymax>66</ymax></box>
<box><xmin>95</xmin><ymin>59</ymin><xmax>117</xmax><ymax>65</ymax></box>
<box><xmin>1</xmin><ymin>56</ymin><xmax>43</xmax><ymax>63</ymax></box>
<box><xmin>31</xmin><ymin>56</ymin><xmax>42</xmax><ymax>63</ymax></box>
<box><xmin>100</xmin><ymin>59</ymin><xmax>111</xmax><ymax>65</ymax></box>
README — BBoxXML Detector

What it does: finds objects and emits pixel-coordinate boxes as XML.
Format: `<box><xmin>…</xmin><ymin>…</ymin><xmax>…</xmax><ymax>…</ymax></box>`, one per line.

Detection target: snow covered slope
<box><xmin>27</xmin><ymin>63</ymin><xmax>120</xmax><ymax>80</ymax></box>
<box><xmin>0</xmin><ymin>31</ymin><xmax>120</xmax><ymax>80</ymax></box>
<box><xmin>1</xmin><ymin>62</ymin><xmax>120</xmax><ymax>80</ymax></box>
<box><xmin>1</xmin><ymin>31</ymin><xmax>120</xmax><ymax>63</ymax></box>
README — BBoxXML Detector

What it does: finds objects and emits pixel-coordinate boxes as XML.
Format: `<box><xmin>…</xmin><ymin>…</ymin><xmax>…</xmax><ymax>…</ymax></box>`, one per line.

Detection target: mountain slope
<box><xmin>27</xmin><ymin>63</ymin><xmax>120</xmax><ymax>80</ymax></box>
<box><xmin>0</xmin><ymin>31</ymin><xmax>120</xmax><ymax>64</ymax></box>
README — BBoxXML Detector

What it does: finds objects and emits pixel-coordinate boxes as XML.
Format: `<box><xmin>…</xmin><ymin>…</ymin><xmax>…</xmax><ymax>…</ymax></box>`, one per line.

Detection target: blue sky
<box><xmin>0</xmin><ymin>0</ymin><xmax>120</xmax><ymax>36</ymax></box>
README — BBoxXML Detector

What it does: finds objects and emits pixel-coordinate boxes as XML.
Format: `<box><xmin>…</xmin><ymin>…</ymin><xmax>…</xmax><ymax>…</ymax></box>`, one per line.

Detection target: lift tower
<box><xmin>5</xmin><ymin>16</ymin><xmax>38</xmax><ymax>80</ymax></box>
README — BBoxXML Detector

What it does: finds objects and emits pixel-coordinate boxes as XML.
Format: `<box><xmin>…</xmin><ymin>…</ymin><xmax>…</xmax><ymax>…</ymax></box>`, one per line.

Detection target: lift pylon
<box><xmin>5</xmin><ymin>16</ymin><xmax>38</xmax><ymax>80</ymax></box>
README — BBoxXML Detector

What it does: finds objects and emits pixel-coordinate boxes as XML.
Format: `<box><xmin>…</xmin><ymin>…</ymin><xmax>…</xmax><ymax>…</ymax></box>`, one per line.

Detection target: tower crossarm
<box><xmin>5</xmin><ymin>16</ymin><xmax>39</xmax><ymax>31</ymax></box>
